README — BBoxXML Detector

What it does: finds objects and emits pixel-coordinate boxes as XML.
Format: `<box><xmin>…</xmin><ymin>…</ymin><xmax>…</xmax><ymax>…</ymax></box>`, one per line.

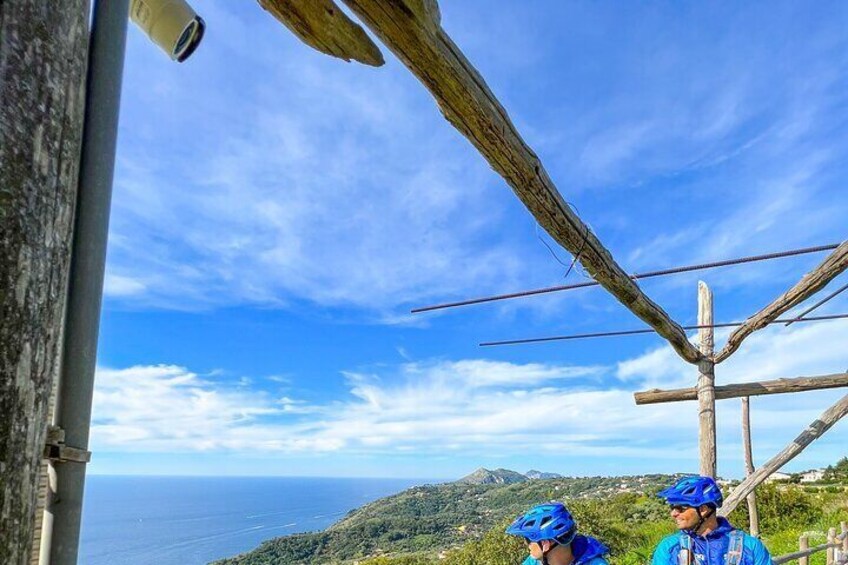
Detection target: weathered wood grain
<box><xmin>741</xmin><ymin>397</ymin><xmax>760</xmax><ymax>537</ymax></box>
<box><xmin>719</xmin><ymin>393</ymin><xmax>848</xmax><ymax>515</ymax></box>
<box><xmin>0</xmin><ymin>2</ymin><xmax>89</xmax><ymax>563</ymax></box>
<box><xmin>634</xmin><ymin>373</ymin><xmax>848</xmax><ymax>404</ymax></box>
<box><xmin>716</xmin><ymin>241</ymin><xmax>848</xmax><ymax>363</ymax></box>
<box><xmin>259</xmin><ymin>0</ymin><xmax>384</xmax><ymax>66</ymax></box>
<box><xmin>330</xmin><ymin>0</ymin><xmax>700</xmax><ymax>363</ymax></box>
<box><xmin>697</xmin><ymin>282</ymin><xmax>716</xmax><ymax>477</ymax></box>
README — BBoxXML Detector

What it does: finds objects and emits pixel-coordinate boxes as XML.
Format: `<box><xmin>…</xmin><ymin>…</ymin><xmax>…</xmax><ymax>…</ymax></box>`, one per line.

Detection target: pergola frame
<box><xmin>8</xmin><ymin>1</ymin><xmax>847</xmax><ymax>563</ymax></box>
<box><xmin>257</xmin><ymin>0</ymin><xmax>848</xmax><ymax>518</ymax></box>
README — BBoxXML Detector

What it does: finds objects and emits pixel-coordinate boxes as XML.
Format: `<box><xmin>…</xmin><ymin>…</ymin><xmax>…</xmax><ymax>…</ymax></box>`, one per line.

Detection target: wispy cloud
<box><xmin>105</xmin><ymin>1</ymin><xmax>848</xmax><ymax>325</ymax></box>
<box><xmin>91</xmin><ymin>321</ymin><xmax>847</xmax><ymax>473</ymax></box>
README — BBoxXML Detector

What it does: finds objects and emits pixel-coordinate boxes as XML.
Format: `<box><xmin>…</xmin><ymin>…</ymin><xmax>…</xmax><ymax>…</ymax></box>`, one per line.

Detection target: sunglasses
<box><xmin>669</xmin><ymin>504</ymin><xmax>692</xmax><ymax>513</ymax></box>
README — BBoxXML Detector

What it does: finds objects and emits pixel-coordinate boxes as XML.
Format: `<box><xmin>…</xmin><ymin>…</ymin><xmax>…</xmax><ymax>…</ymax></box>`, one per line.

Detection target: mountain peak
<box><xmin>456</xmin><ymin>468</ymin><xmax>527</xmax><ymax>485</ymax></box>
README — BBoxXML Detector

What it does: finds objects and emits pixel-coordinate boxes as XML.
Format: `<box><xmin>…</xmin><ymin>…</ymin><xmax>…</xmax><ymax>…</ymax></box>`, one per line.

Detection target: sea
<box><xmin>79</xmin><ymin>475</ymin><xmax>430</xmax><ymax>565</ymax></box>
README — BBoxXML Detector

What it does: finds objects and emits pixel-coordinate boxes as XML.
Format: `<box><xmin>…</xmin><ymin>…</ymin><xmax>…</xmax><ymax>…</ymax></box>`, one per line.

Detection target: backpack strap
<box><xmin>724</xmin><ymin>531</ymin><xmax>744</xmax><ymax>565</ymax></box>
<box><xmin>678</xmin><ymin>533</ymin><xmax>693</xmax><ymax>565</ymax></box>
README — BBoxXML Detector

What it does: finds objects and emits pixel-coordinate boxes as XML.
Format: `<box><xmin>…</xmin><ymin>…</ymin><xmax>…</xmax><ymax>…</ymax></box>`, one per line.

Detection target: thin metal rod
<box><xmin>412</xmin><ymin>243</ymin><xmax>840</xmax><ymax>313</ymax></box>
<box><xmin>479</xmin><ymin>313</ymin><xmax>848</xmax><ymax>347</ymax></box>
<box><xmin>785</xmin><ymin>281</ymin><xmax>848</xmax><ymax>326</ymax></box>
<box><xmin>50</xmin><ymin>1</ymin><xmax>128</xmax><ymax>564</ymax></box>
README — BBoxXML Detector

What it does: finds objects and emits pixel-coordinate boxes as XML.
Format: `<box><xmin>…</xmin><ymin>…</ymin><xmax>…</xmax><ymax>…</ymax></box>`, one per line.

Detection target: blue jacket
<box><xmin>651</xmin><ymin>518</ymin><xmax>772</xmax><ymax>565</ymax></box>
<box><xmin>521</xmin><ymin>534</ymin><xmax>610</xmax><ymax>565</ymax></box>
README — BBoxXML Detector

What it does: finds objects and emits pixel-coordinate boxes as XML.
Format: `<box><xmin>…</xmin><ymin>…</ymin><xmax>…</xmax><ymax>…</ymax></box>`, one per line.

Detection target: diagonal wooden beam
<box><xmin>634</xmin><ymin>372</ymin><xmax>848</xmax><ymax>405</ymax></box>
<box><xmin>319</xmin><ymin>0</ymin><xmax>701</xmax><ymax>363</ymax></box>
<box><xmin>716</xmin><ymin>241</ymin><xmax>848</xmax><ymax>363</ymax></box>
<box><xmin>719</xmin><ymin>393</ymin><xmax>848</xmax><ymax>515</ymax></box>
<box><xmin>259</xmin><ymin>0</ymin><xmax>384</xmax><ymax>66</ymax></box>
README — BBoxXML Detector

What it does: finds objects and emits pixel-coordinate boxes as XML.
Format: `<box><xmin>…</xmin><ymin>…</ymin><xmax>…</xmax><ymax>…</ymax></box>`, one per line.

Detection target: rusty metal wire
<box><xmin>479</xmin><ymin>313</ymin><xmax>848</xmax><ymax>347</ymax></box>
<box><xmin>412</xmin><ymin>243</ymin><xmax>841</xmax><ymax>314</ymax></box>
<box><xmin>785</xmin><ymin>281</ymin><xmax>848</xmax><ymax>326</ymax></box>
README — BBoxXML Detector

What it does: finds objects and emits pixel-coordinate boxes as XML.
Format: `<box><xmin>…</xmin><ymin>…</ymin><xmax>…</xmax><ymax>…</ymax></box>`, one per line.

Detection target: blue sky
<box><xmin>90</xmin><ymin>1</ymin><xmax>848</xmax><ymax>479</ymax></box>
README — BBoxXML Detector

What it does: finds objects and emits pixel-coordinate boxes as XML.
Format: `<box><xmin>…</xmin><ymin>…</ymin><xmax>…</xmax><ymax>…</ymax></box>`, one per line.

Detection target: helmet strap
<box><xmin>693</xmin><ymin>505</ymin><xmax>716</xmax><ymax>535</ymax></box>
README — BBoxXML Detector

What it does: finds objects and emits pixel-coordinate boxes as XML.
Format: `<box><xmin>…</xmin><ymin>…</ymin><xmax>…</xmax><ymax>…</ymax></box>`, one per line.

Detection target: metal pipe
<box><xmin>49</xmin><ymin>1</ymin><xmax>128</xmax><ymax>563</ymax></box>
<box><xmin>480</xmin><ymin>313</ymin><xmax>848</xmax><ymax>347</ymax></box>
<box><xmin>412</xmin><ymin>243</ymin><xmax>841</xmax><ymax>313</ymax></box>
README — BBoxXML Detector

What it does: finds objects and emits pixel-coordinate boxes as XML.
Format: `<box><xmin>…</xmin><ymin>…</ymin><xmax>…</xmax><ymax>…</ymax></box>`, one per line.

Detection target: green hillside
<box><xmin>212</xmin><ymin>471</ymin><xmax>848</xmax><ymax>565</ymax></box>
<box><xmin>211</xmin><ymin>474</ymin><xmax>681</xmax><ymax>564</ymax></box>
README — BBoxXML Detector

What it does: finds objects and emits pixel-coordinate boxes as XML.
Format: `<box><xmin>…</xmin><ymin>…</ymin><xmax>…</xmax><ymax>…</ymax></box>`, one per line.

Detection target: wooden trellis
<box><xmin>7</xmin><ymin>1</ymin><xmax>847</xmax><ymax>563</ymax></box>
<box><xmin>257</xmin><ymin>0</ymin><xmax>848</xmax><ymax>531</ymax></box>
<box><xmin>253</xmin><ymin>0</ymin><xmax>848</xmax><ymax>502</ymax></box>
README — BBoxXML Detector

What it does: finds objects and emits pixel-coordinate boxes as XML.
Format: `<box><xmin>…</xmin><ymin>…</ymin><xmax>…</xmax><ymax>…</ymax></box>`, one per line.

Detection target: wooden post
<box><xmin>741</xmin><ymin>397</ymin><xmax>760</xmax><ymax>536</ymax></box>
<box><xmin>826</xmin><ymin>527</ymin><xmax>836</xmax><ymax>565</ymax></box>
<box><xmin>0</xmin><ymin>2</ymin><xmax>89</xmax><ymax>564</ymax></box>
<box><xmin>798</xmin><ymin>536</ymin><xmax>809</xmax><ymax>565</ymax></box>
<box><xmin>799</xmin><ymin>535</ymin><xmax>809</xmax><ymax>565</ymax></box>
<box><xmin>698</xmin><ymin>281</ymin><xmax>717</xmax><ymax>477</ymax></box>
<box><xmin>841</xmin><ymin>521</ymin><xmax>847</xmax><ymax>554</ymax></box>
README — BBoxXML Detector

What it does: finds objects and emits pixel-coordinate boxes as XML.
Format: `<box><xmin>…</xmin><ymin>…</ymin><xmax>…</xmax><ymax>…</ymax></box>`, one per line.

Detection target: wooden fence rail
<box><xmin>772</xmin><ymin>524</ymin><xmax>848</xmax><ymax>565</ymax></box>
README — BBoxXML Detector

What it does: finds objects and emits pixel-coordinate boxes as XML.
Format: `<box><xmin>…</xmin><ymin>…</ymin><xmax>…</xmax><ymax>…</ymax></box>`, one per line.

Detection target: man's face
<box><xmin>526</xmin><ymin>539</ymin><xmax>550</xmax><ymax>560</ymax></box>
<box><xmin>669</xmin><ymin>504</ymin><xmax>700</xmax><ymax>530</ymax></box>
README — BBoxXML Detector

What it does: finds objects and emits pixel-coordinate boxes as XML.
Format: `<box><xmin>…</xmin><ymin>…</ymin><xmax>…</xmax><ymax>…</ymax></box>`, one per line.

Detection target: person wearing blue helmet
<box><xmin>506</xmin><ymin>502</ymin><xmax>609</xmax><ymax>565</ymax></box>
<box><xmin>652</xmin><ymin>476</ymin><xmax>772</xmax><ymax>565</ymax></box>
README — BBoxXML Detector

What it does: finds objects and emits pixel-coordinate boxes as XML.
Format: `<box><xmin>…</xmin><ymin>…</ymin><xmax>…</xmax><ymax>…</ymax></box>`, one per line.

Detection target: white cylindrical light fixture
<box><xmin>130</xmin><ymin>0</ymin><xmax>205</xmax><ymax>62</ymax></box>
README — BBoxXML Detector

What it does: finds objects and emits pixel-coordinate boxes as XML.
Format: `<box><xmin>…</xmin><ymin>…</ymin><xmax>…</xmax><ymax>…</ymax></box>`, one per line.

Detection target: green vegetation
<box><xmin>824</xmin><ymin>457</ymin><xmax>848</xmax><ymax>481</ymax></box>
<box><xmin>212</xmin><ymin>473</ymin><xmax>848</xmax><ymax>565</ymax></box>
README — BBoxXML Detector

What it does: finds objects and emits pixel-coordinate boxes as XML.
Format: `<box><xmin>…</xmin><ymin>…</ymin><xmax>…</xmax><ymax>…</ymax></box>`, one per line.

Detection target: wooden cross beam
<box><xmin>260</xmin><ymin>0</ymin><xmax>702</xmax><ymax>364</ymax></box>
<box><xmin>716</xmin><ymin>241</ymin><xmax>848</xmax><ymax>363</ymax></box>
<box><xmin>634</xmin><ymin>373</ymin><xmax>848</xmax><ymax>405</ymax></box>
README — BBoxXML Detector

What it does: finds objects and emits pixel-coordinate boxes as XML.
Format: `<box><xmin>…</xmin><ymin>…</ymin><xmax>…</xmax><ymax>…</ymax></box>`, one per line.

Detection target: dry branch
<box><xmin>716</xmin><ymin>241</ymin><xmax>848</xmax><ymax>362</ymax></box>
<box><xmin>259</xmin><ymin>0</ymin><xmax>384</xmax><ymax>66</ymax></box>
<box><xmin>634</xmin><ymin>373</ymin><xmax>848</xmax><ymax>405</ymax></box>
<box><xmin>719</xmin><ymin>393</ymin><xmax>848</xmax><ymax>515</ymax></box>
<box><xmin>326</xmin><ymin>0</ymin><xmax>701</xmax><ymax>363</ymax></box>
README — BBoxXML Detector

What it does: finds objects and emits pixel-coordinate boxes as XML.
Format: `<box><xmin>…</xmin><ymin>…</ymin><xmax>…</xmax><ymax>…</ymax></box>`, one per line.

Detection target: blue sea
<box><xmin>80</xmin><ymin>476</ymin><xmax>429</xmax><ymax>565</ymax></box>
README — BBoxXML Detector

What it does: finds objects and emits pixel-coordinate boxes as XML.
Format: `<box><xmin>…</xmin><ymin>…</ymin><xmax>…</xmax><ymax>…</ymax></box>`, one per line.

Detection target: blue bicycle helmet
<box><xmin>657</xmin><ymin>476</ymin><xmax>723</xmax><ymax>508</ymax></box>
<box><xmin>506</xmin><ymin>502</ymin><xmax>577</xmax><ymax>544</ymax></box>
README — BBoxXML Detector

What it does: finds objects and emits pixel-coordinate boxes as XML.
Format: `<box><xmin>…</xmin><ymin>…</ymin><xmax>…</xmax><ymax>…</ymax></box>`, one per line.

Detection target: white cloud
<box><xmin>107</xmin><ymin>4</ymin><xmax>528</xmax><ymax>313</ymax></box>
<box><xmin>103</xmin><ymin>273</ymin><xmax>147</xmax><ymax>297</ymax></box>
<box><xmin>91</xmin><ymin>322</ymin><xmax>847</xmax><ymax>473</ymax></box>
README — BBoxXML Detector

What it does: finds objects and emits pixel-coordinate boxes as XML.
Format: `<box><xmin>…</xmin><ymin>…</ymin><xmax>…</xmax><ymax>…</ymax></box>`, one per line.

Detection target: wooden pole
<box><xmin>0</xmin><ymin>2</ymin><xmax>89</xmax><ymax>564</ymax></box>
<box><xmin>286</xmin><ymin>0</ymin><xmax>706</xmax><ymax>364</ymax></box>
<box><xmin>698</xmin><ymin>281</ymin><xmax>717</xmax><ymax>477</ymax></box>
<box><xmin>827</xmin><ymin>527</ymin><xmax>836</xmax><ymax>565</ymax></box>
<box><xmin>741</xmin><ymin>397</ymin><xmax>760</xmax><ymax>537</ymax></box>
<box><xmin>799</xmin><ymin>535</ymin><xmax>809</xmax><ymax>565</ymax></box>
<box><xmin>720</xmin><ymin>393</ymin><xmax>848</xmax><ymax>515</ymax></box>
<box><xmin>716</xmin><ymin>241</ymin><xmax>848</xmax><ymax>362</ymax></box>
<box><xmin>258</xmin><ymin>0</ymin><xmax>384</xmax><ymax>66</ymax></box>
<box><xmin>634</xmin><ymin>373</ymin><xmax>848</xmax><ymax>405</ymax></box>
<box><xmin>841</xmin><ymin>521</ymin><xmax>847</xmax><ymax>554</ymax></box>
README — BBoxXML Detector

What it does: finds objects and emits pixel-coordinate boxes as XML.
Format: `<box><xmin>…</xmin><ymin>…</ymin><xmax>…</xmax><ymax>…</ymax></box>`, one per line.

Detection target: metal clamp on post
<box><xmin>43</xmin><ymin>425</ymin><xmax>91</xmax><ymax>464</ymax></box>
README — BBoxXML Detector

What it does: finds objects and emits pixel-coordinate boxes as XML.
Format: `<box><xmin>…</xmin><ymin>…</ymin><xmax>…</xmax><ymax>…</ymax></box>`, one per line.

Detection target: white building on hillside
<box><xmin>800</xmin><ymin>469</ymin><xmax>824</xmax><ymax>483</ymax></box>
<box><xmin>765</xmin><ymin>472</ymin><xmax>792</xmax><ymax>483</ymax></box>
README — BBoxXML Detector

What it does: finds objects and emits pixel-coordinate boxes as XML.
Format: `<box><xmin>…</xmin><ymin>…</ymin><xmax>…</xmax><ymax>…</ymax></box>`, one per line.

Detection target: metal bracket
<box><xmin>43</xmin><ymin>425</ymin><xmax>91</xmax><ymax>464</ymax></box>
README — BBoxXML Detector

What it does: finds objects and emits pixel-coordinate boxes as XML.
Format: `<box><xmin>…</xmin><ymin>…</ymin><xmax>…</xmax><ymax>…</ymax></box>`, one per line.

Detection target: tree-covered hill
<box><xmin>211</xmin><ymin>468</ymin><xmax>848</xmax><ymax>565</ymax></box>
<box><xmin>211</xmin><ymin>473</ymin><xmax>681</xmax><ymax>565</ymax></box>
